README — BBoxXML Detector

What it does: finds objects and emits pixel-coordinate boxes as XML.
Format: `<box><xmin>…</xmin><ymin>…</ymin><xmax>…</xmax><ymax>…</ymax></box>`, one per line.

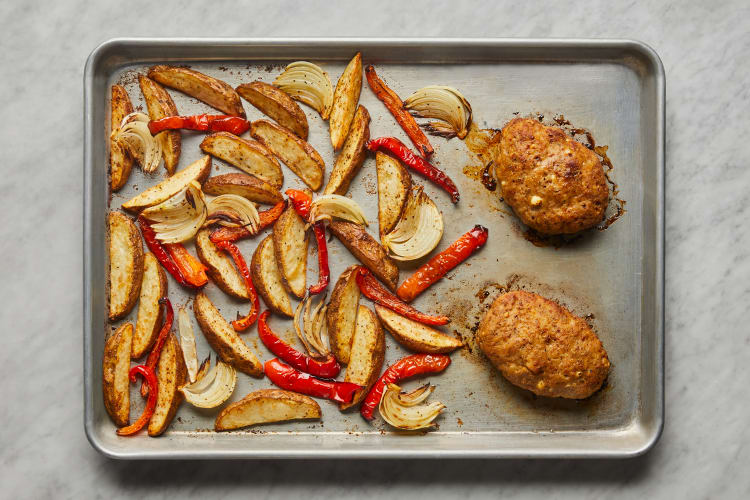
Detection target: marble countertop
<box><xmin>1</xmin><ymin>0</ymin><xmax>748</xmax><ymax>498</ymax></box>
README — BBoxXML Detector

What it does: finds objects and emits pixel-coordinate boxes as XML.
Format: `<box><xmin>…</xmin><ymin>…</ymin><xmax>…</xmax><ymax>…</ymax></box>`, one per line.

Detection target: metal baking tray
<box><xmin>84</xmin><ymin>38</ymin><xmax>664</xmax><ymax>459</ymax></box>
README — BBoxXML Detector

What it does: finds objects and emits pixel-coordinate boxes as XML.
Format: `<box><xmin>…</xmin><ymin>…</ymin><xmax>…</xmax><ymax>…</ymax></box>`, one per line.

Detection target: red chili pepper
<box><xmin>209</xmin><ymin>201</ymin><xmax>286</xmax><ymax>243</ymax></box>
<box><xmin>285</xmin><ymin>189</ymin><xmax>312</xmax><ymax>221</ymax></box>
<box><xmin>367</xmin><ymin>137</ymin><xmax>460</xmax><ymax>204</ymax></box>
<box><xmin>138</xmin><ymin>216</ymin><xmax>200</xmax><ymax>289</ymax></box>
<box><xmin>397</xmin><ymin>225</ymin><xmax>489</xmax><ymax>302</ymax></box>
<box><xmin>164</xmin><ymin>243</ymin><xmax>209</xmax><ymax>287</ymax></box>
<box><xmin>213</xmin><ymin>240</ymin><xmax>260</xmax><ymax>331</ymax></box>
<box><xmin>360</xmin><ymin>354</ymin><xmax>451</xmax><ymax>421</ymax></box>
<box><xmin>148</xmin><ymin>114</ymin><xmax>250</xmax><ymax>136</ymax></box>
<box><xmin>365</xmin><ymin>65</ymin><xmax>433</xmax><ymax>159</ymax></box>
<box><xmin>308</xmin><ymin>222</ymin><xmax>330</xmax><ymax>295</ymax></box>
<box><xmin>264</xmin><ymin>358</ymin><xmax>360</xmax><ymax>404</ymax></box>
<box><xmin>117</xmin><ymin>365</ymin><xmax>159</xmax><ymax>436</ymax></box>
<box><xmin>355</xmin><ymin>267</ymin><xmax>449</xmax><ymax>326</ymax></box>
<box><xmin>258</xmin><ymin>311</ymin><xmax>340</xmax><ymax>378</ymax></box>
<box><xmin>141</xmin><ymin>297</ymin><xmax>173</xmax><ymax>397</ymax></box>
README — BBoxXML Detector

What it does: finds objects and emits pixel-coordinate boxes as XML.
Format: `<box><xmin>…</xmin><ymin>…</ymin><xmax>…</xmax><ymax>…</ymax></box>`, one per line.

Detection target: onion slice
<box><xmin>205</xmin><ymin>194</ymin><xmax>260</xmax><ymax>233</ymax></box>
<box><xmin>111</xmin><ymin>112</ymin><xmax>163</xmax><ymax>172</ymax></box>
<box><xmin>180</xmin><ymin>358</ymin><xmax>237</xmax><ymax>409</ymax></box>
<box><xmin>294</xmin><ymin>294</ymin><xmax>330</xmax><ymax>358</ymax></box>
<box><xmin>382</xmin><ymin>186</ymin><xmax>443</xmax><ymax>261</ymax></box>
<box><xmin>309</xmin><ymin>194</ymin><xmax>368</xmax><ymax>226</ymax></box>
<box><xmin>178</xmin><ymin>306</ymin><xmax>199</xmax><ymax>383</ymax></box>
<box><xmin>379</xmin><ymin>383</ymin><xmax>445</xmax><ymax>430</ymax></box>
<box><xmin>274</xmin><ymin>61</ymin><xmax>334</xmax><ymax>120</ymax></box>
<box><xmin>141</xmin><ymin>181</ymin><xmax>207</xmax><ymax>243</ymax></box>
<box><xmin>404</xmin><ymin>86</ymin><xmax>473</xmax><ymax>140</ymax></box>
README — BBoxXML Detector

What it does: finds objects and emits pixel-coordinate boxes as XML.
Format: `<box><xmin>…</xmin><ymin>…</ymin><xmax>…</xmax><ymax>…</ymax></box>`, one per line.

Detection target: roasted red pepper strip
<box><xmin>258</xmin><ymin>311</ymin><xmax>340</xmax><ymax>378</ymax></box>
<box><xmin>365</xmin><ymin>65</ymin><xmax>433</xmax><ymax>159</ymax></box>
<box><xmin>138</xmin><ymin>216</ymin><xmax>200</xmax><ymax>289</ymax></box>
<box><xmin>148</xmin><ymin>114</ymin><xmax>250</xmax><ymax>136</ymax></box>
<box><xmin>213</xmin><ymin>240</ymin><xmax>260</xmax><ymax>331</ymax></box>
<box><xmin>367</xmin><ymin>137</ymin><xmax>459</xmax><ymax>203</ymax></box>
<box><xmin>285</xmin><ymin>189</ymin><xmax>312</xmax><ymax>220</ymax></box>
<box><xmin>117</xmin><ymin>365</ymin><xmax>159</xmax><ymax>436</ymax></box>
<box><xmin>209</xmin><ymin>201</ymin><xmax>286</xmax><ymax>243</ymax></box>
<box><xmin>141</xmin><ymin>297</ymin><xmax>173</xmax><ymax>397</ymax></box>
<box><xmin>264</xmin><ymin>358</ymin><xmax>360</xmax><ymax>404</ymax></box>
<box><xmin>360</xmin><ymin>354</ymin><xmax>451</xmax><ymax>421</ymax></box>
<box><xmin>308</xmin><ymin>222</ymin><xmax>330</xmax><ymax>295</ymax></box>
<box><xmin>397</xmin><ymin>225</ymin><xmax>489</xmax><ymax>302</ymax></box>
<box><xmin>164</xmin><ymin>243</ymin><xmax>209</xmax><ymax>287</ymax></box>
<box><xmin>355</xmin><ymin>267</ymin><xmax>449</xmax><ymax>326</ymax></box>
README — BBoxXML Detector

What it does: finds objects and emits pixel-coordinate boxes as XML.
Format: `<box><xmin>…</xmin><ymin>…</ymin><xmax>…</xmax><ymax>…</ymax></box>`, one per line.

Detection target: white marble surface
<box><xmin>1</xmin><ymin>0</ymin><xmax>748</xmax><ymax>498</ymax></box>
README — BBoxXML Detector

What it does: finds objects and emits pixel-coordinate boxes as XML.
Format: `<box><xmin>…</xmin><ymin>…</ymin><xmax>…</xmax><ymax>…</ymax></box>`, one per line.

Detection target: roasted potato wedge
<box><xmin>339</xmin><ymin>305</ymin><xmax>385</xmax><ymax>410</ymax></box>
<box><xmin>108</xmin><ymin>212</ymin><xmax>144</xmax><ymax>320</ymax></box>
<box><xmin>375</xmin><ymin>305</ymin><xmax>463</xmax><ymax>353</ymax></box>
<box><xmin>272</xmin><ymin>205</ymin><xmax>308</xmax><ymax>299</ymax></box>
<box><xmin>329</xmin><ymin>52</ymin><xmax>363</xmax><ymax>150</ymax></box>
<box><xmin>203</xmin><ymin>173</ymin><xmax>283</xmax><ymax>205</ymax></box>
<box><xmin>148</xmin><ymin>65</ymin><xmax>245</xmax><ymax>117</ymax></box>
<box><xmin>139</xmin><ymin>75</ymin><xmax>181</xmax><ymax>175</ymax></box>
<box><xmin>195</xmin><ymin>229</ymin><xmax>250</xmax><ymax>300</ymax></box>
<box><xmin>148</xmin><ymin>333</ymin><xmax>187</xmax><ymax>436</ymax></box>
<box><xmin>250</xmin><ymin>120</ymin><xmax>324</xmax><ymax>191</ymax></box>
<box><xmin>326</xmin><ymin>265</ymin><xmax>361</xmax><ymax>364</ymax></box>
<box><xmin>251</xmin><ymin>235</ymin><xmax>293</xmax><ymax>317</ymax></box>
<box><xmin>102</xmin><ymin>323</ymin><xmax>133</xmax><ymax>427</ymax></box>
<box><xmin>236</xmin><ymin>81</ymin><xmax>309</xmax><ymax>140</ymax></box>
<box><xmin>193</xmin><ymin>292</ymin><xmax>264</xmax><ymax>377</ymax></box>
<box><xmin>215</xmin><ymin>389</ymin><xmax>321</xmax><ymax>431</ymax></box>
<box><xmin>109</xmin><ymin>85</ymin><xmax>134</xmax><ymax>191</ymax></box>
<box><xmin>328</xmin><ymin>220</ymin><xmax>399</xmax><ymax>291</ymax></box>
<box><xmin>324</xmin><ymin>105</ymin><xmax>370</xmax><ymax>195</ymax></box>
<box><xmin>376</xmin><ymin>151</ymin><xmax>412</xmax><ymax>238</ymax></box>
<box><xmin>132</xmin><ymin>253</ymin><xmax>168</xmax><ymax>358</ymax></box>
<box><xmin>122</xmin><ymin>155</ymin><xmax>211</xmax><ymax>212</ymax></box>
<box><xmin>200</xmin><ymin>132</ymin><xmax>283</xmax><ymax>189</ymax></box>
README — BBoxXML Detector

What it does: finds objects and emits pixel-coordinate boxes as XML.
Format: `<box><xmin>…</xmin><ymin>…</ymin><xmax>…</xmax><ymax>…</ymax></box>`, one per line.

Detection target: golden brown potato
<box><xmin>324</xmin><ymin>105</ymin><xmax>370</xmax><ymax>195</ymax></box>
<box><xmin>148</xmin><ymin>65</ymin><xmax>245</xmax><ymax>117</ymax></box>
<box><xmin>339</xmin><ymin>305</ymin><xmax>385</xmax><ymax>410</ymax></box>
<box><xmin>203</xmin><ymin>173</ymin><xmax>283</xmax><ymax>205</ymax></box>
<box><xmin>102</xmin><ymin>323</ymin><xmax>133</xmax><ymax>427</ymax></box>
<box><xmin>148</xmin><ymin>333</ymin><xmax>187</xmax><ymax>436</ymax></box>
<box><xmin>122</xmin><ymin>155</ymin><xmax>211</xmax><ymax>212</ymax></box>
<box><xmin>250</xmin><ymin>120</ymin><xmax>324</xmax><ymax>191</ymax></box>
<box><xmin>375</xmin><ymin>305</ymin><xmax>463</xmax><ymax>354</ymax></box>
<box><xmin>132</xmin><ymin>253</ymin><xmax>167</xmax><ymax>358</ymax></box>
<box><xmin>139</xmin><ymin>75</ymin><xmax>182</xmax><ymax>175</ymax></box>
<box><xmin>195</xmin><ymin>229</ymin><xmax>250</xmax><ymax>300</ymax></box>
<box><xmin>329</xmin><ymin>52</ymin><xmax>363</xmax><ymax>150</ymax></box>
<box><xmin>376</xmin><ymin>151</ymin><xmax>411</xmax><ymax>238</ymax></box>
<box><xmin>272</xmin><ymin>204</ymin><xmax>308</xmax><ymax>299</ymax></box>
<box><xmin>200</xmin><ymin>132</ymin><xmax>283</xmax><ymax>189</ymax></box>
<box><xmin>236</xmin><ymin>81</ymin><xmax>309</xmax><ymax>139</ymax></box>
<box><xmin>251</xmin><ymin>235</ymin><xmax>293</xmax><ymax>317</ymax></box>
<box><xmin>109</xmin><ymin>85</ymin><xmax>134</xmax><ymax>191</ymax></box>
<box><xmin>193</xmin><ymin>292</ymin><xmax>264</xmax><ymax>377</ymax></box>
<box><xmin>108</xmin><ymin>212</ymin><xmax>144</xmax><ymax>320</ymax></box>
<box><xmin>328</xmin><ymin>220</ymin><xmax>399</xmax><ymax>291</ymax></box>
<box><xmin>326</xmin><ymin>265</ymin><xmax>361</xmax><ymax>364</ymax></box>
<box><xmin>215</xmin><ymin>389</ymin><xmax>321</xmax><ymax>431</ymax></box>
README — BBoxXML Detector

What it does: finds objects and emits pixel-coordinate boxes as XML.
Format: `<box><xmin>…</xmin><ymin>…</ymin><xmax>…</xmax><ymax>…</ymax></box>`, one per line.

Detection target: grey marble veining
<box><xmin>1</xmin><ymin>0</ymin><xmax>749</xmax><ymax>498</ymax></box>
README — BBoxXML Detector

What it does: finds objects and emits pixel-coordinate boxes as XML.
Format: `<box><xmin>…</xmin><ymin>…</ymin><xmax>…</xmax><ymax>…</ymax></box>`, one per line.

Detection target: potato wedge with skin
<box><xmin>139</xmin><ymin>75</ymin><xmax>181</xmax><ymax>175</ymax></box>
<box><xmin>122</xmin><ymin>155</ymin><xmax>211</xmax><ymax>212</ymax></box>
<box><xmin>376</xmin><ymin>151</ymin><xmax>412</xmax><ymax>238</ymax></box>
<box><xmin>324</xmin><ymin>105</ymin><xmax>370</xmax><ymax>195</ymax></box>
<box><xmin>251</xmin><ymin>120</ymin><xmax>324</xmax><ymax>191</ymax></box>
<box><xmin>339</xmin><ymin>305</ymin><xmax>385</xmax><ymax>410</ymax></box>
<box><xmin>148</xmin><ymin>65</ymin><xmax>246</xmax><ymax>117</ymax></box>
<box><xmin>272</xmin><ymin>205</ymin><xmax>308</xmax><ymax>299</ymax></box>
<box><xmin>148</xmin><ymin>333</ymin><xmax>187</xmax><ymax>436</ymax></box>
<box><xmin>200</xmin><ymin>132</ymin><xmax>283</xmax><ymax>189</ymax></box>
<box><xmin>195</xmin><ymin>229</ymin><xmax>249</xmax><ymax>300</ymax></box>
<box><xmin>102</xmin><ymin>323</ymin><xmax>133</xmax><ymax>427</ymax></box>
<box><xmin>375</xmin><ymin>305</ymin><xmax>463</xmax><ymax>354</ymax></box>
<box><xmin>328</xmin><ymin>221</ymin><xmax>399</xmax><ymax>291</ymax></box>
<box><xmin>108</xmin><ymin>212</ymin><xmax>144</xmax><ymax>320</ymax></box>
<box><xmin>203</xmin><ymin>173</ymin><xmax>283</xmax><ymax>205</ymax></box>
<box><xmin>329</xmin><ymin>52</ymin><xmax>363</xmax><ymax>150</ymax></box>
<box><xmin>193</xmin><ymin>292</ymin><xmax>264</xmax><ymax>377</ymax></box>
<box><xmin>110</xmin><ymin>85</ymin><xmax>134</xmax><ymax>191</ymax></box>
<box><xmin>215</xmin><ymin>389</ymin><xmax>321</xmax><ymax>431</ymax></box>
<box><xmin>236</xmin><ymin>81</ymin><xmax>309</xmax><ymax>140</ymax></box>
<box><xmin>132</xmin><ymin>253</ymin><xmax>168</xmax><ymax>358</ymax></box>
<box><xmin>326</xmin><ymin>266</ymin><xmax>361</xmax><ymax>364</ymax></box>
<box><xmin>252</xmin><ymin>235</ymin><xmax>293</xmax><ymax>317</ymax></box>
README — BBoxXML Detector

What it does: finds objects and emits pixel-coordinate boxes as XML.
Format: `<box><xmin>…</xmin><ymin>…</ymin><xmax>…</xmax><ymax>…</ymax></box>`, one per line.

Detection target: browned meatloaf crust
<box><xmin>494</xmin><ymin>118</ymin><xmax>608</xmax><ymax>235</ymax></box>
<box><xmin>476</xmin><ymin>290</ymin><xmax>610</xmax><ymax>399</ymax></box>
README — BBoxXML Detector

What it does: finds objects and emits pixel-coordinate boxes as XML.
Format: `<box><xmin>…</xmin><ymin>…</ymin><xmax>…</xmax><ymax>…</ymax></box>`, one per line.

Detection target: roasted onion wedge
<box><xmin>309</xmin><ymin>194</ymin><xmax>368</xmax><ymax>226</ymax></box>
<box><xmin>141</xmin><ymin>181</ymin><xmax>207</xmax><ymax>243</ymax></box>
<box><xmin>382</xmin><ymin>186</ymin><xmax>443</xmax><ymax>261</ymax></box>
<box><xmin>404</xmin><ymin>86</ymin><xmax>473</xmax><ymax>139</ymax></box>
<box><xmin>274</xmin><ymin>61</ymin><xmax>334</xmax><ymax>120</ymax></box>
<box><xmin>180</xmin><ymin>357</ymin><xmax>237</xmax><ymax>409</ymax></box>
<box><xmin>379</xmin><ymin>383</ymin><xmax>445</xmax><ymax>430</ymax></box>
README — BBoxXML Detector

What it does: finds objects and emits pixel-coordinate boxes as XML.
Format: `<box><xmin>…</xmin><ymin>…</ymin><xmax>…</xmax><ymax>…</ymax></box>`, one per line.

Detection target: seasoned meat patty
<box><xmin>494</xmin><ymin>118</ymin><xmax>608</xmax><ymax>235</ymax></box>
<box><xmin>476</xmin><ymin>291</ymin><xmax>609</xmax><ymax>399</ymax></box>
